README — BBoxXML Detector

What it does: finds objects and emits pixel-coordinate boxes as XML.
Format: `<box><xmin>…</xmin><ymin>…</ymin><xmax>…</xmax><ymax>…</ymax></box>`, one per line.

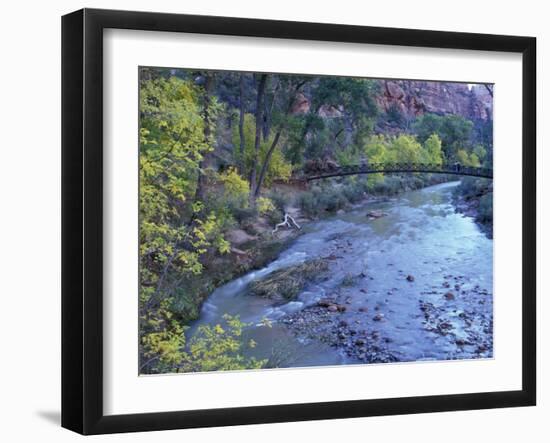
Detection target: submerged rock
<box><xmin>366</xmin><ymin>210</ymin><xmax>388</xmax><ymax>220</ymax></box>
<box><xmin>444</xmin><ymin>292</ymin><xmax>455</xmax><ymax>301</ymax></box>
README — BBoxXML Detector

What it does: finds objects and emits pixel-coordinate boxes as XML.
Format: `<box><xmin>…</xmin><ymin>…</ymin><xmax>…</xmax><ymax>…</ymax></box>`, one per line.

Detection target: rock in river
<box><xmin>366</xmin><ymin>210</ymin><xmax>388</xmax><ymax>220</ymax></box>
<box><xmin>444</xmin><ymin>292</ymin><xmax>455</xmax><ymax>300</ymax></box>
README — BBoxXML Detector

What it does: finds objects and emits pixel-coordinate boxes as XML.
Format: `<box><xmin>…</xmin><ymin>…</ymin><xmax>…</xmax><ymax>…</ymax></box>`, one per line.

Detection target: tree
<box><xmin>238</xmin><ymin>74</ymin><xmax>247</xmax><ymax>173</ymax></box>
<box><xmin>413</xmin><ymin>114</ymin><xmax>474</xmax><ymax>161</ymax></box>
<box><xmin>423</xmin><ymin>134</ymin><xmax>444</xmax><ymax>165</ymax></box>
<box><xmin>139</xmin><ymin>75</ymin><xmax>230</xmax><ymax>371</ymax></box>
<box><xmin>253</xmin><ymin>76</ymin><xmax>309</xmax><ymax>200</ymax></box>
<box><xmin>194</xmin><ymin>72</ymin><xmax>216</xmax><ymax>203</ymax></box>
<box><xmin>248</xmin><ymin>74</ymin><xmax>268</xmax><ymax>206</ymax></box>
<box><xmin>290</xmin><ymin>77</ymin><xmax>378</xmax><ymax>164</ymax></box>
<box><xmin>456</xmin><ymin>149</ymin><xmax>471</xmax><ymax>166</ymax></box>
<box><xmin>473</xmin><ymin>144</ymin><xmax>487</xmax><ymax>163</ymax></box>
<box><xmin>363</xmin><ymin>135</ymin><xmax>392</xmax><ymax>185</ymax></box>
<box><xmin>232</xmin><ymin>114</ymin><xmax>292</xmax><ymax>189</ymax></box>
<box><xmin>389</xmin><ymin>135</ymin><xmax>424</xmax><ymax>164</ymax></box>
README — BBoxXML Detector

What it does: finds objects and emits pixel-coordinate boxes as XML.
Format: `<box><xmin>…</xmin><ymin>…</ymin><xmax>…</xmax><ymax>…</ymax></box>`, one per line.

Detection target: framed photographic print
<box><xmin>62</xmin><ymin>8</ymin><xmax>536</xmax><ymax>435</ymax></box>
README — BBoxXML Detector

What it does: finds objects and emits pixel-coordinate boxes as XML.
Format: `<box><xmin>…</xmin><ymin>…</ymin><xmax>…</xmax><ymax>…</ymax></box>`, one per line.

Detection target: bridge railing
<box><xmin>305</xmin><ymin>162</ymin><xmax>493</xmax><ymax>180</ymax></box>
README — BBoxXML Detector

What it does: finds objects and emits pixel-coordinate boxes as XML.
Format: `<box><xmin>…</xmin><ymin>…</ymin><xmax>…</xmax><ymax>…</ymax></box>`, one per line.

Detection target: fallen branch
<box><xmin>272</xmin><ymin>213</ymin><xmax>301</xmax><ymax>234</ymax></box>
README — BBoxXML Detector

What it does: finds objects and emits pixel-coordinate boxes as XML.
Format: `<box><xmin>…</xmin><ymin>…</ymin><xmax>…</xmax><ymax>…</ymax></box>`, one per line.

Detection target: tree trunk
<box><xmin>194</xmin><ymin>73</ymin><xmax>215</xmax><ymax>203</ymax></box>
<box><xmin>249</xmin><ymin>74</ymin><xmax>268</xmax><ymax>207</ymax></box>
<box><xmin>263</xmin><ymin>78</ymin><xmax>280</xmax><ymax>140</ymax></box>
<box><xmin>238</xmin><ymin>74</ymin><xmax>246</xmax><ymax>173</ymax></box>
<box><xmin>254</xmin><ymin>130</ymin><xmax>282</xmax><ymax>198</ymax></box>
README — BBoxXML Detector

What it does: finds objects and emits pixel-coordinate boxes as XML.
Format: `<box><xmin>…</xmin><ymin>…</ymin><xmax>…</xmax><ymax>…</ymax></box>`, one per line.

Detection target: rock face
<box><xmin>288</xmin><ymin>79</ymin><xmax>493</xmax><ymax>129</ymax></box>
<box><xmin>290</xmin><ymin>92</ymin><xmax>310</xmax><ymax>115</ymax></box>
<box><xmin>375</xmin><ymin>80</ymin><xmax>493</xmax><ymax>122</ymax></box>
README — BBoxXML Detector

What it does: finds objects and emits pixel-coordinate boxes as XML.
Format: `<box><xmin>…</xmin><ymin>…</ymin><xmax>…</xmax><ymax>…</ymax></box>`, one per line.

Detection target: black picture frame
<box><xmin>62</xmin><ymin>8</ymin><xmax>536</xmax><ymax>435</ymax></box>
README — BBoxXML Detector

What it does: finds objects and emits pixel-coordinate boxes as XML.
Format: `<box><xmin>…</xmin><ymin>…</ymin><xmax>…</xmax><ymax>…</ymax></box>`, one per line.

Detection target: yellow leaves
<box><xmin>139</xmin><ymin>76</ymin><xmax>226</xmax><ymax>280</ymax></box>
<box><xmin>138</xmin><ymin>76</ymin><xmax>264</xmax><ymax>373</ymax></box>
<box><xmin>218</xmin><ymin>167</ymin><xmax>249</xmax><ymax>208</ymax></box>
<box><xmin>424</xmin><ymin>134</ymin><xmax>444</xmax><ymax>165</ymax></box>
<box><xmin>469</xmin><ymin>152</ymin><xmax>481</xmax><ymax>167</ymax></box>
<box><xmin>141</xmin><ymin>315</ymin><xmax>186</xmax><ymax>366</ymax></box>
<box><xmin>192</xmin><ymin>227</ymin><xmax>207</xmax><ymax>242</ymax></box>
<box><xmin>456</xmin><ymin>149</ymin><xmax>481</xmax><ymax>167</ymax></box>
<box><xmin>192</xmin><ymin>201</ymin><xmax>204</xmax><ymax>213</ymax></box>
<box><xmin>217</xmin><ymin>238</ymin><xmax>231</xmax><ymax>255</ymax></box>
<box><xmin>265</xmin><ymin>149</ymin><xmax>292</xmax><ymax>185</ymax></box>
<box><xmin>178</xmin><ymin>315</ymin><xmax>266</xmax><ymax>372</ymax></box>
<box><xmin>256</xmin><ymin>196</ymin><xmax>276</xmax><ymax>216</ymax></box>
<box><xmin>232</xmin><ymin>114</ymin><xmax>292</xmax><ymax>186</ymax></box>
<box><xmin>142</xmin><ymin>330</ymin><xmax>184</xmax><ymax>365</ymax></box>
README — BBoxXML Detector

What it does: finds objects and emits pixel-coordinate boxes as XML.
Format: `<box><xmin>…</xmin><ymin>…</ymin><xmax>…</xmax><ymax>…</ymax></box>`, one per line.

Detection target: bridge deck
<box><xmin>305</xmin><ymin>163</ymin><xmax>493</xmax><ymax>181</ymax></box>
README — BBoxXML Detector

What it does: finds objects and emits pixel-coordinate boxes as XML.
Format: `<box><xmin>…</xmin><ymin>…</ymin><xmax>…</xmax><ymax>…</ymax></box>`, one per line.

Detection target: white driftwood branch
<box><xmin>272</xmin><ymin>213</ymin><xmax>301</xmax><ymax>234</ymax></box>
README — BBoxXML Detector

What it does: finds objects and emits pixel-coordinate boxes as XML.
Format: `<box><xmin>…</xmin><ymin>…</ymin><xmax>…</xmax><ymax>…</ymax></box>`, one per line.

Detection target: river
<box><xmin>190</xmin><ymin>181</ymin><xmax>494</xmax><ymax>369</ymax></box>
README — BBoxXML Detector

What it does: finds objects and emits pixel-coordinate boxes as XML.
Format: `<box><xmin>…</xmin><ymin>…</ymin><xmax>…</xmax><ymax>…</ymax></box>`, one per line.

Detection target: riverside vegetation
<box><xmin>138</xmin><ymin>68</ymin><xmax>493</xmax><ymax>374</ymax></box>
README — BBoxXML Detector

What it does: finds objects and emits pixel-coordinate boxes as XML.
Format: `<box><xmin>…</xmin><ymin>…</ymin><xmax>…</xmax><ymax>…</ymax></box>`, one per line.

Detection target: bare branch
<box><xmin>272</xmin><ymin>213</ymin><xmax>301</xmax><ymax>234</ymax></box>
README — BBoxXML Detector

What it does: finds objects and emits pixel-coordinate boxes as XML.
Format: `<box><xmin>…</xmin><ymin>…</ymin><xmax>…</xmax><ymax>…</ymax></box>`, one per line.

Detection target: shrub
<box><xmin>298</xmin><ymin>191</ymin><xmax>322</xmax><ymax>218</ymax></box>
<box><xmin>257</xmin><ymin>196</ymin><xmax>276</xmax><ymax>216</ymax></box>
<box><xmin>267</xmin><ymin>190</ymin><xmax>290</xmax><ymax>213</ymax></box>
<box><xmin>342</xmin><ymin>180</ymin><xmax>367</xmax><ymax>203</ymax></box>
<box><xmin>219</xmin><ymin>167</ymin><xmax>249</xmax><ymax>207</ymax></box>
<box><xmin>232</xmin><ymin>206</ymin><xmax>257</xmax><ymax>225</ymax></box>
<box><xmin>455</xmin><ymin>177</ymin><xmax>491</xmax><ymax>200</ymax></box>
<box><xmin>372</xmin><ymin>175</ymin><xmax>403</xmax><ymax>195</ymax></box>
<box><xmin>477</xmin><ymin>192</ymin><xmax>493</xmax><ymax>224</ymax></box>
<box><xmin>319</xmin><ymin>187</ymin><xmax>348</xmax><ymax>212</ymax></box>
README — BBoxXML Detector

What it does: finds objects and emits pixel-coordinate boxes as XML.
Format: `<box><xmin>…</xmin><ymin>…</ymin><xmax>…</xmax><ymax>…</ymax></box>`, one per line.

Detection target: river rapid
<box><xmin>190</xmin><ymin>181</ymin><xmax>494</xmax><ymax>369</ymax></box>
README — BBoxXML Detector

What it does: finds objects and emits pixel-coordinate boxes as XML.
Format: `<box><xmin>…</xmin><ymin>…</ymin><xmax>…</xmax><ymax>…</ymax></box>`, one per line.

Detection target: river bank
<box><xmin>451</xmin><ymin>177</ymin><xmax>493</xmax><ymax>238</ymax></box>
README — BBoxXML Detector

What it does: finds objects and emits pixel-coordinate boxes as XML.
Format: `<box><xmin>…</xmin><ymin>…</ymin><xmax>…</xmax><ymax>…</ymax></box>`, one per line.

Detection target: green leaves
<box><xmin>413</xmin><ymin>114</ymin><xmax>475</xmax><ymax>161</ymax></box>
<box><xmin>139</xmin><ymin>76</ymin><xmax>241</xmax><ymax>373</ymax></box>
<box><xmin>184</xmin><ymin>315</ymin><xmax>266</xmax><ymax>372</ymax></box>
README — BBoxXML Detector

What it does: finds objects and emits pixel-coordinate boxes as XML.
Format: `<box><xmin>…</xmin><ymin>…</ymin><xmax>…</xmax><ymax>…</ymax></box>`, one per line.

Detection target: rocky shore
<box><xmin>280</xmin><ymin>267</ymin><xmax>493</xmax><ymax>364</ymax></box>
<box><xmin>452</xmin><ymin>193</ymin><xmax>493</xmax><ymax>239</ymax></box>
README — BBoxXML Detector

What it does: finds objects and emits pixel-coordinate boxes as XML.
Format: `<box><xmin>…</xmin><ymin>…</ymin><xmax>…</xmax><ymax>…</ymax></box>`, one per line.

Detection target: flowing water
<box><xmin>190</xmin><ymin>181</ymin><xmax>493</xmax><ymax>368</ymax></box>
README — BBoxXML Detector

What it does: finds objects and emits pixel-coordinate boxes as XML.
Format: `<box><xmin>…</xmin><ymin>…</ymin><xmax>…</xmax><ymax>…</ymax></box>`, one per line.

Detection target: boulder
<box><xmin>366</xmin><ymin>210</ymin><xmax>388</xmax><ymax>219</ymax></box>
<box><xmin>317</xmin><ymin>299</ymin><xmax>333</xmax><ymax>308</ymax></box>
<box><xmin>226</xmin><ymin>229</ymin><xmax>256</xmax><ymax>246</ymax></box>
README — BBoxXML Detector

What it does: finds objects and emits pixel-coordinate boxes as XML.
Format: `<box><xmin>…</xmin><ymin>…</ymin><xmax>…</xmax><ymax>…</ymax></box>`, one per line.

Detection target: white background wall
<box><xmin>0</xmin><ymin>0</ymin><xmax>546</xmax><ymax>441</ymax></box>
